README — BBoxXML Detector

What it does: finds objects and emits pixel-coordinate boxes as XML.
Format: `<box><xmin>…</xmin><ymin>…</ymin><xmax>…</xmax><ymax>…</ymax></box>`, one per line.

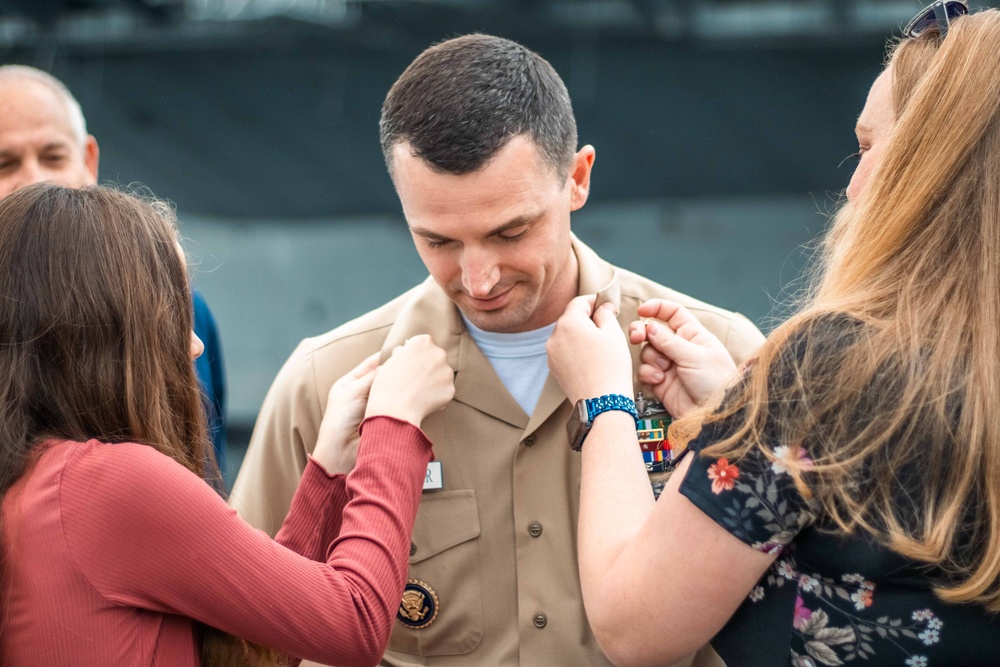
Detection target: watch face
<box><xmin>566</xmin><ymin>400</ymin><xmax>591</xmax><ymax>451</ymax></box>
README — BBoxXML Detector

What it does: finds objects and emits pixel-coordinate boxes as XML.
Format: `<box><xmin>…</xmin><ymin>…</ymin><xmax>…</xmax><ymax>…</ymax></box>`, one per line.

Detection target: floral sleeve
<box><xmin>677</xmin><ymin>418</ymin><xmax>818</xmax><ymax>556</ymax></box>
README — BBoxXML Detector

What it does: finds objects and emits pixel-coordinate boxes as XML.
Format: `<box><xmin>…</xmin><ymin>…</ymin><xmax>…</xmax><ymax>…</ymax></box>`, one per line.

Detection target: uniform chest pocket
<box><xmin>387</xmin><ymin>489</ymin><xmax>484</xmax><ymax>658</ymax></box>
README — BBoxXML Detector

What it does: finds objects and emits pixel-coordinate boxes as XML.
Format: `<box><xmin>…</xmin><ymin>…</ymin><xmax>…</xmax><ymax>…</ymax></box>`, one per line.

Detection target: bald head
<box><xmin>0</xmin><ymin>65</ymin><xmax>98</xmax><ymax>198</ymax></box>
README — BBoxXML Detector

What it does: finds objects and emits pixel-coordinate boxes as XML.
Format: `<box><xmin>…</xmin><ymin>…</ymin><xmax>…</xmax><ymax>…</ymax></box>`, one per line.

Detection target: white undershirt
<box><xmin>462</xmin><ymin>315</ymin><xmax>555</xmax><ymax>416</ymax></box>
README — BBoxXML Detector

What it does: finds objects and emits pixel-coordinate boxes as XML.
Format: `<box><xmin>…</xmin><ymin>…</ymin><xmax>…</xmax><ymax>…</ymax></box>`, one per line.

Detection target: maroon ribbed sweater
<box><xmin>1</xmin><ymin>416</ymin><xmax>431</xmax><ymax>666</ymax></box>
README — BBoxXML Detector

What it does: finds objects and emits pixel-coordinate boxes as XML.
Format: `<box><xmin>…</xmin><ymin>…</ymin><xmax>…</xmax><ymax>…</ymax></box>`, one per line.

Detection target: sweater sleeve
<box><xmin>272</xmin><ymin>456</ymin><xmax>348</xmax><ymax>561</ymax></box>
<box><xmin>59</xmin><ymin>416</ymin><xmax>431</xmax><ymax>667</ymax></box>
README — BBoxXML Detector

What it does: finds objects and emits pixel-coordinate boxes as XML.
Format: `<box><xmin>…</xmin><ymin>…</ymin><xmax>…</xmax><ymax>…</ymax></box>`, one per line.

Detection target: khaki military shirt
<box><xmin>231</xmin><ymin>236</ymin><xmax>765</xmax><ymax>667</ymax></box>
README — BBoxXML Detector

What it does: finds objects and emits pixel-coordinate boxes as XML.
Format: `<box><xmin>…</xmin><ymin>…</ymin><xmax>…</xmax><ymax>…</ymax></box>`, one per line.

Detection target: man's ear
<box><xmin>84</xmin><ymin>135</ymin><xmax>99</xmax><ymax>183</ymax></box>
<box><xmin>568</xmin><ymin>145</ymin><xmax>595</xmax><ymax>212</ymax></box>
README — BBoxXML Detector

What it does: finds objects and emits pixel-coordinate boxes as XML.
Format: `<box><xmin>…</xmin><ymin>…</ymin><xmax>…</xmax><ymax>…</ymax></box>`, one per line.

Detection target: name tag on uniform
<box><xmin>423</xmin><ymin>461</ymin><xmax>443</xmax><ymax>491</ymax></box>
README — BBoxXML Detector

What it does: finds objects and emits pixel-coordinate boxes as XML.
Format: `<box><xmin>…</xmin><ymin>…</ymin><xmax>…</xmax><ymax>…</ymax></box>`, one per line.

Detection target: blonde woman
<box><xmin>547</xmin><ymin>3</ymin><xmax>1000</xmax><ymax>665</ymax></box>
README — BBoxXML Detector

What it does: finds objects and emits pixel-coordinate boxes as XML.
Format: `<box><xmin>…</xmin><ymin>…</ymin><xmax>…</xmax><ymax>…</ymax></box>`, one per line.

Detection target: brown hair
<box><xmin>0</xmin><ymin>184</ymin><xmax>208</xmax><ymax>482</ymax></box>
<box><xmin>672</xmin><ymin>11</ymin><xmax>1000</xmax><ymax>610</ymax></box>
<box><xmin>379</xmin><ymin>33</ymin><xmax>577</xmax><ymax>177</ymax></box>
<box><xmin>0</xmin><ymin>184</ymin><xmax>280</xmax><ymax>666</ymax></box>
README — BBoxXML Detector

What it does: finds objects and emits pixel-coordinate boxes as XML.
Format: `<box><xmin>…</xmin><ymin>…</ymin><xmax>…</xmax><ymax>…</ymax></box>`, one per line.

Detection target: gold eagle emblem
<box><xmin>397</xmin><ymin>579</ymin><xmax>439</xmax><ymax>629</ymax></box>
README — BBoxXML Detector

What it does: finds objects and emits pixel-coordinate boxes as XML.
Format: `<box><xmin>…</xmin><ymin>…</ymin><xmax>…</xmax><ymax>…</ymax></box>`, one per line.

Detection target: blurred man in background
<box><xmin>232</xmin><ymin>34</ymin><xmax>763</xmax><ymax>667</ymax></box>
<box><xmin>0</xmin><ymin>66</ymin><xmax>97</xmax><ymax>194</ymax></box>
<box><xmin>0</xmin><ymin>65</ymin><xmax>229</xmax><ymax>484</ymax></box>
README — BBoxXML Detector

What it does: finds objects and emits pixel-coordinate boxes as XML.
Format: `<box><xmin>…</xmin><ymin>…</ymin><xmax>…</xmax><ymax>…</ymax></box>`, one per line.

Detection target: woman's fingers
<box><xmin>346</xmin><ymin>351</ymin><xmax>381</xmax><ymax>379</ymax></box>
<box><xmin>367</xmin><ymin>335</ymin><xmax>455</xmax><ymax>426</ymax></box>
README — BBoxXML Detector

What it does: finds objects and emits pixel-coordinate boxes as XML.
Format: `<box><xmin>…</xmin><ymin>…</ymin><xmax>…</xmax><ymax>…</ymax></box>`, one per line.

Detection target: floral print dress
<box><xmin>677</xmin><ymin>421</ymin><xmax>1000</xmax><ymax>667</ymax></box>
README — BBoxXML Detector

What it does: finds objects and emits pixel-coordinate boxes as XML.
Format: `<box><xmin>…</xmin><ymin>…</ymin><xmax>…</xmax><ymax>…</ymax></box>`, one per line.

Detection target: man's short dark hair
<box><xmin>380</xmin><ymin>34</ymin><xmax>577</xmax><ymax>177</ymax></box>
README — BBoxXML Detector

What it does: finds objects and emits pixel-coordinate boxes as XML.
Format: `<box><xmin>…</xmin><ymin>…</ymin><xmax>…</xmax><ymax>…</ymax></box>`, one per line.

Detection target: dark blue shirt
<box><xmin>193</xmin><ymin>290</ymin><xmax>227</xmax><ymax>487</ymax></box>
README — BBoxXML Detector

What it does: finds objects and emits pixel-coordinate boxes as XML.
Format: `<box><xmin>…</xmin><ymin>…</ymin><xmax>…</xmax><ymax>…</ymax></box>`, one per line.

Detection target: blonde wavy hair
<box><xmin>671</xmin><ymin>10</ymin><xmax>1000</xmax><ymax>611</ymax></box>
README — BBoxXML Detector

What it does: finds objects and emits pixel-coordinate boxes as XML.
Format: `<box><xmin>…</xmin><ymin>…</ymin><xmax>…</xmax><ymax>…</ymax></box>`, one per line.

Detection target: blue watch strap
<box><xmin>586</xmin><ymin>394</ymin><xmax>639</xmax><ymax>423</ymax></box>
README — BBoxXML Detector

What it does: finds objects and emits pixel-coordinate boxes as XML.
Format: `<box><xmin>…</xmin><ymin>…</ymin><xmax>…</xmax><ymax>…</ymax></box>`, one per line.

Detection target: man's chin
<box><xmin>459</xmin><ymin>304</ymin><xmax>532</xmax><ymax>334</ymax></box>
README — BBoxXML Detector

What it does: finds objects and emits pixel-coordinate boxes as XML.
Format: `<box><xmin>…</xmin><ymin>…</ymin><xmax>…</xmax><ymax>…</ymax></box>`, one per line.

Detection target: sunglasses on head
<box><xmin>903</xmin><ymin>0</ymin><xmax>970</xmax><ymax>39</ymax></box>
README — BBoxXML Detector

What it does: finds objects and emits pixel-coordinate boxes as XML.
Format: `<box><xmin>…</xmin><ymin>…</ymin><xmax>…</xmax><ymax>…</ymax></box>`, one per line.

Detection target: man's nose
<box><xmin>461</xmin><ymin>247</ymin><xmax>501</xmax><ymax>297</ymax></box>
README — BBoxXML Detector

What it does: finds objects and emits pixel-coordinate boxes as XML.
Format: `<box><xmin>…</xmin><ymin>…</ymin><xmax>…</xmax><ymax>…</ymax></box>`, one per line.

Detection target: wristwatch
<box><xmin>567</xmin><ymin>394</ymin><xmax>639</xmax><ymax>451</ymax></box>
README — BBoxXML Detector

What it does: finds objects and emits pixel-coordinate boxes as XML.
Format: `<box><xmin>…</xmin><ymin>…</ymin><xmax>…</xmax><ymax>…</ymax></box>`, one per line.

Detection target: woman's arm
<box><xmin>272</xmin><ymin>352</ymin><xmax>382</xmax><ymax>559</ymax></box>
<box><xmin>59</xmin><ymin>420</ymin><xmax>422</xmax><ymax>666</ymax></box>
<box><xmin>547</xmin><ymin>297</ymin><xmax>774</xmax><ymax>666</ymax></box>
<box><xmin>577</xmin><ymin>427</ymin><xmax>775</xmax><ymax>666</ymax></box>
<box><xmin>61</xmin><ymin>336</ymin><xmax>454</xmax><ymax>667</ymax></box>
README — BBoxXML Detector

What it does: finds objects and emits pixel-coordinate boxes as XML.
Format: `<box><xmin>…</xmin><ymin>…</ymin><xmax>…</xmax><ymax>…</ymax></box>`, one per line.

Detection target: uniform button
<box><xmin>523</xmin><ymin>435</ymin><xmax>536</xmax><ymax>447</ymax></box>
<box><xmin>409</xmin><ymin>542</ymin><xmax>417</xmax><ymax>556</ymax></box>
<box><xmin>528</xmin><ymin>522</ymin><xmax>543</xmax><ymax>538</ymax></box>
<box><xmin>533</xmin><ymin>613</ymin><xmax>548</xmax><ymax>629</ymax></box>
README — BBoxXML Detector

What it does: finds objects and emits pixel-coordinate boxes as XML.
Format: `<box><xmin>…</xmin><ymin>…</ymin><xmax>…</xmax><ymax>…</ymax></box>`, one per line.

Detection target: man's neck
<box><xmin>535</xmin><ymin>242</ymin><xmax>580</xmax><ymax>329</ymax></box>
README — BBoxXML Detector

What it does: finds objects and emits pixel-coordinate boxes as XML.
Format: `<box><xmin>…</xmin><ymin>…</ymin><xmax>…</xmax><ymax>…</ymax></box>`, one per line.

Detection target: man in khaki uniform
<box><xmin>231</xmin><ymin>34</ymin><xmax>764</xmax><ymax>667</ymax></box>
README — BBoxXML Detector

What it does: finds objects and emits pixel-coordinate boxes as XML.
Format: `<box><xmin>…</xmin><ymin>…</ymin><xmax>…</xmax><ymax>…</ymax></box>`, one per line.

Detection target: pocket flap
<box><xmin>409</xmin><ymin>489</ymin><xmax>480</xmax><ymax>564</ymax></box>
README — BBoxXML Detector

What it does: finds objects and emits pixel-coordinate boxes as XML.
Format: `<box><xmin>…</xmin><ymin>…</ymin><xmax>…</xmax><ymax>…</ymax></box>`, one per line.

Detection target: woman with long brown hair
<box><xmin>547</xmin><ymin>3</ymin><xmax>1000</xmax><ymax>665</ymax></box>
<box><xmin>0</xmin><ymin>183</ymin><xmax>454</xmax><ymax>666</ymax></box>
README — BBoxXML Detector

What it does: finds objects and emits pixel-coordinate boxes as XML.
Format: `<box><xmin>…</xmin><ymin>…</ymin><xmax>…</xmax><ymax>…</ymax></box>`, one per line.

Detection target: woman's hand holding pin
<box><xmin>627</xmin><ymin>299</ymin><xmax>737</xmax><ymax>416</ymax></box>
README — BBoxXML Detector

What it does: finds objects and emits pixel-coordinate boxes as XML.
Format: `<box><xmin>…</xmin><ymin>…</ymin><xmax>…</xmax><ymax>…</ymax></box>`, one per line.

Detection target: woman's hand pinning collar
<box><xmin>546</xmin><ymin>294</ymin><xmax>634</xmax><ymax>405</ymax></box>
